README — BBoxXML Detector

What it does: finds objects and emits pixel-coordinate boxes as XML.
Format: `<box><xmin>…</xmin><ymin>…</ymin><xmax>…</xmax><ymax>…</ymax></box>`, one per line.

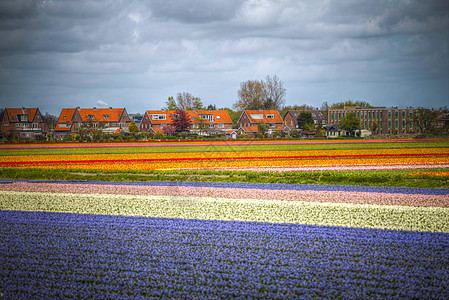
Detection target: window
<box><xmin>4</xmin><ymin>123</ymin><xmax>9</xmax><ymax>127</ymax></box>
<box><xmin>402</xmin><ymin>111</ymin><xmax>406</xmax><ymax>119</ymax></box>
<box><xmin>103</xmin><ymin>114</ymin><xmax>110</xmax><ymax>119</ymax></box>
<box><xmin>388</xmin><ymin>111</ymin><xmax>391</xmax><ymax>119</ymax></box>
<box><xmin>402</xmin><ymin>120</ymin><xmax>405</xmax><ymax>128</ymax></box>
<box><xmin>209</xmin><ymin>124</ymin><xmax>214</xmax><ymax>128</ymax></box>
<box><xmin>266</xmin><ymin>114</ymin><xmax>275</xmax><ymax>119</ymax></box>
<box><xmin>395</xmin><ymin>120</ymin><xmax>398</xmax><ymax>128</ymax></box>
<box><xmin>151</xmin><ymin>114</ymin><xmax>166</xmax><ymax>120</ymax></box>
<box><xmin>18</xmin><ymin>114</ymin><xmax>28</xmax><ymax>122</ymax></box>
<box><xmin>270</xmin><ymin>123</ymin><xmax>275</xmax><ymax>127</ymax></box>
<box><xmin>87</xmin><ymin>114</ymin><xmax>94</xmax><ymax>119</ymax></box>
<box><xmin>395</xmin><ymin>111</ymin><xmax>398</xmax><ymax>119</ymax></box>
<box><xmin>11</xmin><ymin>116</ymin><xmax>16</xmax><ymax>121</ymax></box>
<box><xmin>410</xmin><ymin>121</ymin><xmax>413</xmax><ymax>129</ymax></box>
<box><xmin>216</xmin><ymin>116</ymin><xmax>221</xmax><ymax>119</ymax></box>
<box><xmin>218</xmin><ymin>123</ymin><xmax>224</xmax><ymax>128</ymax></box>
<box><xmin>250</xmin><ymin>114</ymin><xmax>263</xmax><ymax>120</ymax></box>
<box><xmin>200</xmin><ymin>114</ymin><xmax>214</xmax><ymax>122</ymax></box>
<box><xmin>388</xmin><ymin>120</ymin><xmax>391</xmax><ymax>128</ymax></box>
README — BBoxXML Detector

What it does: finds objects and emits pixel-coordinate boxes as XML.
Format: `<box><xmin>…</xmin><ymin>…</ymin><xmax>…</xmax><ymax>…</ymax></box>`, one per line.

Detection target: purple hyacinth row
<box><xmin>1</xmin><ymin>210</ymin><xmax>447</xmax><ymax>299</ymax></box>
<box><xmin>1</xmin><ymin>179</ymin><xmax>447</xmax><ymax>195</ymax></box>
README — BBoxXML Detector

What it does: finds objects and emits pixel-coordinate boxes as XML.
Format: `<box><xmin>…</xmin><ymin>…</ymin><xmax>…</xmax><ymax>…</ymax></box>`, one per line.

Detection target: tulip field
<box><xmin>1</xmin><ymin>139</ymin><xmax>448</xmax><ymax>298</ymax></box>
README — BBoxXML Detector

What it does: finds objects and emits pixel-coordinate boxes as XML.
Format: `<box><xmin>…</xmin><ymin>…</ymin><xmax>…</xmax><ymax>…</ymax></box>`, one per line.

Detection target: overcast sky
<box><xmin>0</xmin><ymin>0</ymin><xmax>448</xmax><ymax>115</ymax></box>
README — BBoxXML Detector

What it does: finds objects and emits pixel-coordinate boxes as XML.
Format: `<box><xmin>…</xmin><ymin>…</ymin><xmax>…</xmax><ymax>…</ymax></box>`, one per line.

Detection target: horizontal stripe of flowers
<box><xmin>407</xmin><ymin>172</ymin><xmax>449</xmax><ymax>177</ymax></box>
<box><xmin>1</xmin><ymin>191</ymin><xmax>448</xmax><ymax>232</ymax></box>
<box><xmin>2</xmin><ymin>210</ymin><xmax>448</xmax><ymax>298</ymax></box>
<box><xmin>1</xmin><ymin>181</ymin><xmax>447</xmax><ymax>207</ymax></box>
<box><xmin>2</xmin><ymin>153</ymin><xmax>448</xmax><ymax>166</ymax></box>
<box><xmin>0</xmin><ymin>139</ymin><xmax>426</xmax><ymax>149</ymax></box>
<box><xmin>13</xmin><ymin>157</ymin><xmax>449</xmax><ymax>172</ymax></box>
<box><xmin>2</xmin><ymin>179</ymin><xmax>447</xmax><ymax>195</ymax></box>
<box><xmin>2</xmin><ymin>147</ymin><xmax>446</xmax><ymax>163</ymax></box>
<box><xmin>211</xmin><ymin>164</ymin><xmax>449</xmax><ymax>172</ymax></box>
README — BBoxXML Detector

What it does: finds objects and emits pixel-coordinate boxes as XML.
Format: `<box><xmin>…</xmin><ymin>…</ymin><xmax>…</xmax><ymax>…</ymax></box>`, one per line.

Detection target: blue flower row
<box><xmin>1</xmin><ymin>178</ymin><xmax>448</xmax><ymax>195</ymax></box>
<box><xmin>1</xmin><ymin>210</ymin><xmax>448</xmax><ymax>299</ymax></box>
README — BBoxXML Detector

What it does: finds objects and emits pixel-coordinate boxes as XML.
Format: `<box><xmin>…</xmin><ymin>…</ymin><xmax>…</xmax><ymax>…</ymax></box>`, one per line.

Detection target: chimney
<box><xmin>109</xmin><ymin>107</ymin><xmax>112</xmax><ymax>110</ymax></box>
<box><xmin>93</xmin><ymin>107</ymin><xmax>96</xmax><ymax>110</ymax></box>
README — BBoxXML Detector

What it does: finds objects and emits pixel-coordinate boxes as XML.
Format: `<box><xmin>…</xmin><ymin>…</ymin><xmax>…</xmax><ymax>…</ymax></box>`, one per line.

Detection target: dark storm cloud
<box><xmin>0</xmin><ymin>0</ymin><xmax>448</xmax><ymax>115</ymax></box>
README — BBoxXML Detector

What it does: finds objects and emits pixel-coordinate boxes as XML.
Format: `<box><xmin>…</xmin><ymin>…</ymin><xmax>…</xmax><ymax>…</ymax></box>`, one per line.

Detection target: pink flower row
<box><xmin>207</xmin><ymin>164</ymin><xmax>449</xmax><ymax>173</ymax></box>
<box><xmin>0</xmin><ymin>139</ymin><xmax>420</xmax><ymax>149</ymax></box>
<box><xmin>2</xmin><ymin>181</ymin><xmax>447</xmax><ymax>208</ymax></box>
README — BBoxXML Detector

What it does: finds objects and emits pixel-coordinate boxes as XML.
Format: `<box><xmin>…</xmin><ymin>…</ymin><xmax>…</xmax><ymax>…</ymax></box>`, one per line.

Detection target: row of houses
<box><xmin>1</xmin><ymin>106</ymin><xmax>444</xmax><ymax>140</ymax></box>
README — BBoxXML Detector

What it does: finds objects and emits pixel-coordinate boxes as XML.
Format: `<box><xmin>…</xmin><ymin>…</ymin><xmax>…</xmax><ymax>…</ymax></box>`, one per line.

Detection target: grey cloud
<box><xmin>147</xmin><ymin>0</ymin><xmax>243</xmax><ymax>23</ymax></box>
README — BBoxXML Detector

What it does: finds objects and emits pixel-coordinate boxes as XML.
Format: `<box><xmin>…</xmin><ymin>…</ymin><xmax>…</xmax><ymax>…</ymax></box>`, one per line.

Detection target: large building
<box><xmin>328</xmin><ymin>106</ymin><xmax>420</xmax><ymax>135</ymax></box>
<box><xmin>54</xmin><ymin>107</ymin><xmax>131</xmax><ymax>137</ymax></box>
<box><xmin>237</xmin><ymin>109</ymin><xmax>285</xmax><ymax>135</ymax></box>
<box><xmin>1</xmin><ymin>107</ymin><xmax>48</xmax><ymax>140</ymax></box>
<box><xmin>139</xmin><ymin>109</ymin><xmax>233</xmax><ymax>135</ymax></box>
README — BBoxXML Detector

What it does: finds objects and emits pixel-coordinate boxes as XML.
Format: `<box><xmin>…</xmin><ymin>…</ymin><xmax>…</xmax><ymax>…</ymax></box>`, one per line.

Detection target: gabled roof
<box><xmin>284</xmin><ymin>110</ymin><xmax>325</xmax><ymax>121</ymax></box>
<box><xmin>239</xmin><ymin>125</ymin><xmax>259</xmax><ymax>133</ymax></box>
<box><xmin>243</xmin><ymin>110</ymin><xmax>283</xmax><ymax>124</ymax></box>
<box><xmin>5</xmin><ymin>108</ymin><xmax>38</xmax><ymax>123</ymax></box>
<box><xmin>55</xmin><ymin>108</ymin><xmax>77</xmax><ymax>131</ymax></box>
<box><xmin>77</xmin><ymin>108</ymin><xmax>127</xmax><ymax>122</ymax></box>
<box><xmin>150</xmin><ymin>126</ymin><xmax>165</xmax><ymax>134</ymax></box>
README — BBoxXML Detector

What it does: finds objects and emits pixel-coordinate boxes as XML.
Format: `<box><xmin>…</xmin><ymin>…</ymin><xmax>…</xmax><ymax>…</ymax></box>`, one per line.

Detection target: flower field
<box><xmin>1</xmin><ymin>139</ymin><xmax>448</xmax><ymax>298</ymax></box>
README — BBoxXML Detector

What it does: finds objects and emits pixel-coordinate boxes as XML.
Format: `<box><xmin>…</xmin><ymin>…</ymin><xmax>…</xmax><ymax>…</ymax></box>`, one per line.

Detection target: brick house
<box><xmin>327</xmin><ymin>106</ymin><xmax>421</xmax><ymax>136</ymax></box>
<box><xmin>237</xmin><ymin>109</ymin><xmax>285</xmax><ymax>135</ymax></box>
<box><xmin>54</xmin><ymin>107</ymin><xmax>131</xmax><ymax>138</ymax></box>
<box><xmin>1</xmin><ymin>107</ymin><xmax>48</xmax><ymax>140</ymax></box>
<box><xmin>283</xmin><ymin>110</ymin><xmax>326</xmax><ymax>130</ymax></box>
<box><xmin>139</xmin><ymin>110</ymin><xmax>233</xmax><ymax>135</ymax></box>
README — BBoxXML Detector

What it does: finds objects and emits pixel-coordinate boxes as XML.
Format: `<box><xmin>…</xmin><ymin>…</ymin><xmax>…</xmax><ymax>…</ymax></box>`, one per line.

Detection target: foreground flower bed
<box><xmin>1</xmin><ymin>139</ymin><xmax>448</xmax><ymax>298</ymax></box>
<box><xmin>1</xmin><ymin>210</ymin><xmax>448</xmax><ymax>299</ymax></box>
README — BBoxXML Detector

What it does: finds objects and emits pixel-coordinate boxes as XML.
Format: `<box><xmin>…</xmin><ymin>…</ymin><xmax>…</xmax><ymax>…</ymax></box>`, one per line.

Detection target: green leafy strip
<box><xmin>0</xmin><ymin>167</ymin><xmax>448</xmax><ymax>188</ymax></box>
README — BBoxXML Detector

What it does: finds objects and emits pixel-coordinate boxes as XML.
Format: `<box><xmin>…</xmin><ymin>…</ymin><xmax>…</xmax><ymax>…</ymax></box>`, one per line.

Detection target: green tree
<box><xmin>414</xmin><ymin>108</ymin><xmax>438</xmax><ymax>133</ymax></box>
<box><xmin>297</xmin><ymin>112</ymin><xmax>314</xmax><ymax>130</ymax></box>
<box><xmin>257</xmin><ymin>122</ymin><xmax>269</xmax><ymax>135</ymax></box>
<box><xmin>128</xmin><ymin>121</ymin><xmax>139</xmax><ymax>134</ymax></box>
<box><xmin>339</xmin><ymin>112</ymin><xmax>360</xmax><ymax>136</ymax></box>
<box><xmin>330</xmin><ymin>100</ymin><xmax>371</xmax><ymax>109</ymax></box>
<box><xmin>165</xmin><ymin>96</ymin><xmax>177</xmax><ymax>110</ymax></box>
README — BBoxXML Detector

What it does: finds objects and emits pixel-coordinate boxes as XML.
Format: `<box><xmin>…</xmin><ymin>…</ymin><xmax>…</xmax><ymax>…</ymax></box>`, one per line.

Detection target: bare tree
<box><xmin>263</xmin><ymin>75</ymin><xmax>286</xmax><ymax>110</ymax></box>
<box><xmin>233</xmin><ymin>80</ymin><xmax>265</xmax><ymax>111</ymax></box>
<box><xmin>175</xmin><ymin>92</ymin><xmax>203</xmax><ymax>110</ymax></box>
<box><xmin>233</xmin><ymin>75</ymin><xmax>286</xmax><ymax>111</ymax></box>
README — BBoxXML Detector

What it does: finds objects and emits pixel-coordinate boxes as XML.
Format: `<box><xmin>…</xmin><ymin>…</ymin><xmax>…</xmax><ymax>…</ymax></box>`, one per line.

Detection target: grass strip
<box><xmin>1</xmin><ymin>167</ymin><xmax>448</xmax><ymax>188</ymax></box>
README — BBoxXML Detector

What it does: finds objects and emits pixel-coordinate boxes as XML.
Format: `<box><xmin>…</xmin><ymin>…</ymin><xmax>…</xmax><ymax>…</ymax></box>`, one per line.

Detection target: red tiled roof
<box><xmin>239</xmin><ymin>125</ymin><xmax>259</xmax><ymax>133</ymax></box>
<box><xmin>55</xmin><ymin>108</ymin><xmax>76</xmax><ymax>131</ymax></box>
<box><xmin>5</xmin><ymin>108</ymin><xmax>38</xmax><ymax>123</ymax></box>
<box><xmin>150</xmin><ymin>126</ymin><xmax>165</xmax><ymax>134</ymax></box>
<box><xmin>77</xmin><ymin>108</ymin><xmax>126</xmax><ymax>122</ymax></box>
<box><xmin>145</xmin><ymin>110</ymin><xmax>232</xmax><ymax>125</ymax></box>
<box><xmin>194</xmin><ymin>110</ymin><xmax>232</xmax><ymax>123</ymax></box>
<box><xmin>244</xmin><ymin>110</ymin><xmax>283</xmax><ymax>123</ymax></box>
